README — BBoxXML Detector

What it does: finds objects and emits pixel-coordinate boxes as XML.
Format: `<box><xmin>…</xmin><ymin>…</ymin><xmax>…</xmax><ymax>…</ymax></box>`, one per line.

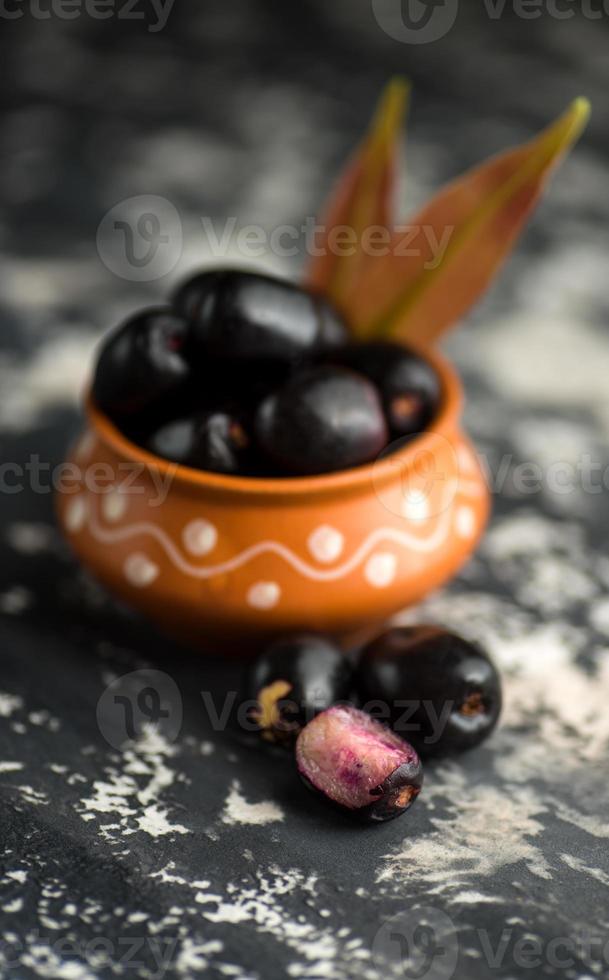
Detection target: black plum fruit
<box><xmin>93</xmin><ymin>272</ymin><xmax>443</xmax><ymax>479</ymax></box>
<box><xmin>329</xmin><ymin>340</ymin><xmax>440</xmax><ymax>439</ymax></box>
<box><xmin>356</xmin><ymin>626</ymin><xmax>502</xmax><ymax>756</ymax></box>
<box><xmin>147</xmin><ymin>412</ymin><xmax>250</xmax><ymax>475</ymax></box>
<box><xmin>172</xmin><ymin>269</ymin><xmax>223</xmax><ymax>323</ymax></box>
<box><xmin>255</xmin><ymin>365</ymin><xmax>389</xmax><ymax>475</ymax></box>
<box><xmin>243</xmin><ymin>633</ymin><xmax>354</xmax><ymax>745</ymax></box>
<box><xmin>296</xmin><ymin>705</ymin><xmax>423</xmax><ymax>822</ymax></box>
<box><xmin>92</xmin><ymin>308</ymin><xmax>190</xmax><ymax>418</ymax></box>
<box><xmin>173</xmin><ymin>269</ymin><xmax>348</xmax><ymax>364</ymax></box>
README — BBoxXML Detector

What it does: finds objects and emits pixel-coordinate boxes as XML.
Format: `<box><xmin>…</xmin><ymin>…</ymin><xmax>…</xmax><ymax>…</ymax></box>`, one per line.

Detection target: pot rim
<box><xmin>84</xmin><ymin>344</ymin><xmax>462</xmax><ymax>500</ymax></box>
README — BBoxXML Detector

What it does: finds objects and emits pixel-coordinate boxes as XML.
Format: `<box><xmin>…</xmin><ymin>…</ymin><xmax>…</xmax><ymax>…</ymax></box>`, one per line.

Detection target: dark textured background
<box><xmin>1</xmin><ymin>3</ymin><xmax>609</xmax><ymax>978</ymax></box>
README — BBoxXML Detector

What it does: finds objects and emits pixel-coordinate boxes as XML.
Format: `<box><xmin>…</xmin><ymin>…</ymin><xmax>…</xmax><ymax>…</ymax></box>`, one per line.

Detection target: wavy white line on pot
<box><xmin>66</xmin><ymin>478</ymin><xmax>482</xmax><ymax>584</ymax></box>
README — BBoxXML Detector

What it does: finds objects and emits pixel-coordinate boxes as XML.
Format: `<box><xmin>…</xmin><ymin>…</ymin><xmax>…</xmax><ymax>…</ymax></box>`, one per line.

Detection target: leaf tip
<box><xmin>557</xmin><ymin>96</ymin><xmax>591</xmax><ymax>146</ymax></box>
<box><xmin>371</xmin><ymin>76</ymin><xmax>410</xmax><ymax>145</ymax></box>
<box><xmin>570</xmin><ymin>96</ymin><xmax>591</xmax><ymax>129</ymax></box>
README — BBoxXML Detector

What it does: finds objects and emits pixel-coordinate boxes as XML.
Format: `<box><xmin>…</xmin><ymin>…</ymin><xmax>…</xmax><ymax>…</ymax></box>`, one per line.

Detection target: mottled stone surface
<box><xmin>1</xmin><ymin>3</ymin><xmax>609</xmax><ymax>978</ymax></box>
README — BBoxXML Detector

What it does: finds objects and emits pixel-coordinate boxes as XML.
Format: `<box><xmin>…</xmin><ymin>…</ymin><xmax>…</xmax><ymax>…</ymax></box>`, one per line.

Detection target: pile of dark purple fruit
<box><xmin>92</xmin><ymin>268</ymin><xmax>441</xmax><ymax>477</ymax></box>
<box><xmin>241</xmin><ymin>626</ymin><xmax>502</xmax><ymax>823</ymax></box>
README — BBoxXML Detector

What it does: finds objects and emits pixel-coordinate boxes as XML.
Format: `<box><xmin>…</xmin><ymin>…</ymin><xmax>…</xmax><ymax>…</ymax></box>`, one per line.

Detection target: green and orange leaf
<box><xmin>308</xmin><ymin>84</ymin><xmax>590</xmax><ymax>346</ymax></box>
<box><xmin>306</xmin><ymin>77</ymin><xmax>409</xmax><ymax>303</ymax></box>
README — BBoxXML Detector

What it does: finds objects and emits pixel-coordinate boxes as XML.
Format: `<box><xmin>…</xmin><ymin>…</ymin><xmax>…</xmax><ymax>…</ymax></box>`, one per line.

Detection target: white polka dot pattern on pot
<box><xmin>64</xmin><ymin>496</ymin><xmax>87</xmax><ymax>533</ymax></box>
<box><xmin>364</xmin><ymin>552</ymin><xmax>397</xmax><ymax>588</ymax></box>
<box><xmin>102</xmin><ymin>489</ymin><xmax>127</xmax><ymax>523</ymax></box>
<box><xmin>456</xmin><ymin>505</ymin><xmax>476</xmax><ymax>539</ymax></box>
<box><xmin>124</xmin><ymin>553</ymin><xmax>159</xmax><ymax>588</ymax></box>
<box><xmin>401</xmin><ymin>491</ymin><xmax>430</xmax><ymax>522</ymax></box>
<box><xmin>247</xmin><ymin>581</ymin><xmax>281</xmax><ymax>610</ymax></box>
<box><xmin>78</xmin><ymin>476</ymin><xmax>480</xmax><ymax>586</ymax></box>
<box><xmin>182</xmin><ymin>519</ymin><xmax>218</xmax><ymax>557</ymax></box>
<box><xmin>307</xmin><ymin>525</ymin><xmax>344</xmax><ymax>564</ymax></box>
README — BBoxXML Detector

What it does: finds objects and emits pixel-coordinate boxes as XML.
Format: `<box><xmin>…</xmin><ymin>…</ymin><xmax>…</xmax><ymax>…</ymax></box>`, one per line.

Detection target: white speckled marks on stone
<box><xmin>102</xmin><ymin>489</ymin><xmax>127</xmax><ymax>523</ymax></box>
<box><xmin>64</xmin><ymin>495</ymin><xmax>87</xmax><ymax>533</ymax></box>
<box><xmin>0</xmin><ymin>587</ymin><xmax>33</xmax><ymax>615</ymax></box>
<box><xmin>0</xmin><ymin>761</ymin><xmax>24</xmax><ymax>773</ymax></box>
<box><xmin>221</xmin><ymin>780</ymin><xmax>284</xmax><ymax>826</ymax></box>
<box><xmin>6</xmin><ymin>521</ymin><xmax>55</xmax><ymax>555</ymax></box>
<box><xmin>364</xmin><ymin>552</ymin><xmax>397</xmax><ymax>588</ymax></box>
<box><xmin>79</xmin><ymin>727</ymin><xmax>190</xmax><ymax>841</ymax></box>
<box><xmin>247</xmin><ymin>581</ymin><xmax>281</xmax><ymax>610</ymax></box>
<box><xmin>0</xmin><ymin>693</ymin><xmax>24</xmax><ymax>717</ymax></box>
<box><xmin>124</xmin><ymin>553</ymin><xmax>159</xmax><ymax>588</ymax></box>
<box><xmin>307</xmin><ymin>524</ymin><xmax>344</xmax><ymax>563</ymax></box>
<box><xmin>182</xmin><ymin>518</ymin><xmax>218</xmax><ymax>557</ymax></box>
<box><xmin>590</xmin><ymin>598</ymin><xmax>609</xmax><ymax>636</ymax></box>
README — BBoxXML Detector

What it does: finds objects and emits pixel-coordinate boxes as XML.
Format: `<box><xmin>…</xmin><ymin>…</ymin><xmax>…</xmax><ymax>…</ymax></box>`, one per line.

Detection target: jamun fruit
<box><xmin>254</xmin><ymin>365</ymin><xmax>389</xmax><ymax>476</ymax></box>
<box><xmin>356</xmin><ymin>626</ymin><xmax>502</xmax><ymax>756</ymax></box>
<box><xmin>92</xmin><ymin>308</ymin><xmax>190</xmax><ymax>418</ymax></box>
<box><xmin>172</xmin><ymin>268</ymin><xmax>223</xmax><ymax>323</ymax></box>
<box><xmin>243</xmin><ymin>633</ymin><xmax>353</xmax><ymax>746</ymax></box>
<box><xmin>147</xmin><ymin>411</ymin><xmax>250</xmax><ymax>475</ymax></box>
<box><xmin>173</xmin><ymin>269</ymin><xmax>348</xmax><ymax>365</ymax></box>
<box><xmin>296</xmin><ymin>705</ymin><xmax>423</xmax><ymax>822</ymax></box>
<box><xmin>329</xmin><ymin>341</ymin><xmax>440</xmax><ymax>439</ymax></box>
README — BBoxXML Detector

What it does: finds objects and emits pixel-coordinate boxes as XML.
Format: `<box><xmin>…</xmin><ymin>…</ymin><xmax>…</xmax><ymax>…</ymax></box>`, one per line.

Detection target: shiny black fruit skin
<box><xmin>172</xmin><ymin>269</ymin><xmax>224</xmax><ymax>323</ymax></box>
<box><xmin>356</xmin><ymin>626</ymin><xmax>502</xmax><ymax>756</ymax></box>
<box><xmin>147</xmin><ymin>412</ymin><xmax>250</xmax><ymax>475</ymax></box>
<box><xmin>327</xmin><ymin>341</ymin><xmax>440</xmax><ymax>439</ymax></box>
<box><xmin>243</xmin><ymin>633</ymin><xmax>354</xmax><ymax>746</ymax></box>
<box><xmin>255</xmin><ymin>366</ymin><xmax>389</xmax><ymax>476</ymax></box>
<box><xmin>173</xmin><ymin>269</ymin><xmax>348</xmax><ymax>364</ymax></box>
<box><xmin>92</xmin><ymin>308</ymin><xmax>190</xmax><ymax>418</ymax></box>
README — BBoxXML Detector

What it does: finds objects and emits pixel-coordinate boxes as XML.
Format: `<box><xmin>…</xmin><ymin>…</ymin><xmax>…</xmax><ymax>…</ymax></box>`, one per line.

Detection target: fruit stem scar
<box><xmin>251</xmin><ymin>679</ymin><xmax>293</xmax><ymax>736</ymax></box>
<box><xmin>460</xmin><ymin>691</ymin><xmax>485</xmax><ymax>716</ymax></box>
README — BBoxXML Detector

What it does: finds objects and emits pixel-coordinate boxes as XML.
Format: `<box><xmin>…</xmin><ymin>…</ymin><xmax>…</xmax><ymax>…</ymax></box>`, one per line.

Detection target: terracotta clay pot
<box><xmin>56</xmin><ymin>346</ymin><xmax>489</xmax><ymax>652</ymax></box>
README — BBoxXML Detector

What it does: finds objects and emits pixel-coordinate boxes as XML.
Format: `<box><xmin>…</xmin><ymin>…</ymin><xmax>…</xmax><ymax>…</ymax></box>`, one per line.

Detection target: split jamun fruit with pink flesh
<box><xmin>296</xmin><ymin>705</ymin><xmax>423</xmax><ymax>822</ymax></box>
